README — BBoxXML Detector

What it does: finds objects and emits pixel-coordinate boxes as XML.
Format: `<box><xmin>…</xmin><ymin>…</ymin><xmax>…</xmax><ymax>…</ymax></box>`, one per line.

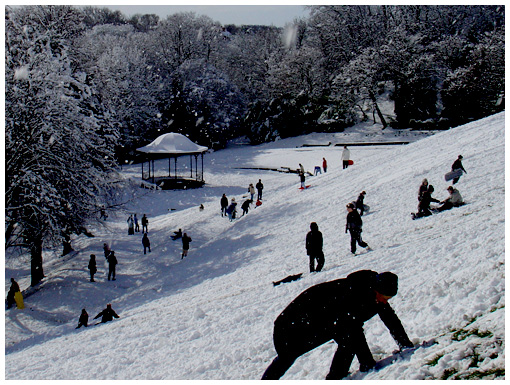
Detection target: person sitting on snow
<box><xmin>94</xmin><ymin>303</ymin><xmax>119</xmax><ymax>324</ymax></box>
<box><xmin>437</xmin><ymin>186</ymin><xmax>464</xmax><ymax>212</ymax></box>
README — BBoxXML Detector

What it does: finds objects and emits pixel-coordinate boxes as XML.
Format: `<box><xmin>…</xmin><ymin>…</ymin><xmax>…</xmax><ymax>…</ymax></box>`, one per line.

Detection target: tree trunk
<box><xmin>369</xmin><ymin>90</ymin><xmax>388</xmax><ymax>129</ymax></box>
<box><xmin>30</xmin><ymin>235</ymin><xmax>44</xmax><ymax>286</ymax></box>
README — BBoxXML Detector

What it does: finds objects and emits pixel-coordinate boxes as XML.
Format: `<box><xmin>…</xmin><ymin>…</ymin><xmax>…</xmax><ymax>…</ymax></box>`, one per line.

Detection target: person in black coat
<box><xmin>6</xmin><ymin>278</ymin><xmax>20</xmax><ymax>309</ymax></box>
<box><xmin>88</xmin><ymin>254</ymin><xmax>97</xmax><ymax>282</ymax></box>
<box><xmin>256</xmin><ymin>179</ymin><xmax>264</xmax><ymax>200</ymax></box>
<box><xmin>305</xmin><ymin>222</ymin><xmax>324</xmax><ymax>272</ymax></box>
<box><xmin>261</xmin><ymin>270</ymin><xmax>413</xmax><ymax>380</ymax></box>
<box><xmin>346</xmin><ymin>203</ymin><xmax>370</xmax><ymax>254</ymax></box>
<box><xmin>356</xmin><ymin>191</ymin><xmax>367</xmax><ymax>216</ymax></box>
<box><xmin>94</xmin><ymin>303</ymin><xmax>119</xmax><ymax>323</ymax></box>
<box><xmin>241</xmin><ymin>199</ymin><xmax>252</xmax><ymax>217</ymax></box>
<box><xmin>108</xmin><ymin>251</ymin><xmax>118</xmax><ymax>281</ymax></box>
<box><xmin>76</xmin><ymin>309</ymin><xmax>89</xmax><ymax>328</ymax></box>
<box><xmin>451</xmin><ymin>155</ymin><xmax>467</xmax><ymax>184</ymax></box>
<box><xmin>142</xmin><ymin>233</ymin><xmax>151</xmax><ymax>254</ymax></box>
<box><xmin>413</xmin><ymin>185</ymin><xmax>440</xmax><ymax>219</ymax></box>
<box><xmin>220</xmin><ymin>194</ymin><xmax>229</xmax><ymax>217</ymax></box>
<box><xmin>181</xmin><ymin>233</ymin><xmax>192</xmax><ymax>259</ymax></box>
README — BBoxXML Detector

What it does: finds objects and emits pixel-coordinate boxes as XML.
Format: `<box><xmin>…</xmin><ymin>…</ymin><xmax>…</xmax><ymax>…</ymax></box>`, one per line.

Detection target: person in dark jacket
<box><xmin>261</xmin><ymin>270</ymin><xmax>413</xmax><ymax>380</ymax></box>
<box><xmin>356</xmin><ymin>191</ymin><xmax>367</xmax><ymax>216</ymax></box>
<box><xmin>418</xmin><ymin>179</ymin><xmax>429</xmax><ymax>200</ymax></box>
<box><xmin>108</xmin><ymin>251</ymin><xmax>118</xmax><ymax>281</ymax></box>
<box><xmin>451</xmin><ymin>155</ymin><xmax>467</xmax><ymax>184</ymax></box>
<box><xmin>171</xmin><ymin>228</ymin><xmax>182</xmax><ymax>240</ymax></box>
<box><xmin>306</xmin><ymin>222</ymin><xmax>324</xmax><ymax>272</ymax></box>
<box><xmin>88</xmin><ymin>254</ymin><xmax>97</xmax><ymax>282</ymax></box>
<box><xmin>220</xmin><ymin>194</ymin><xmax>229</xmax><ymax>217</ymax></box>
<box><xmin>142</xmin><ymin>233</ymin><xmax>151</xmax><ymax>254</ymax></box>
<box><xmin>241</xmin><ymin>199</ymin><xmax>252</xmax><ymax>217</ymax></box>
<box><xmin>413</xmin><ymin>185</ymin><xmax>440</xmax><ymax>219</ymax></box>
<box><xmin>299</xmin><ymin>171</ymin><xmax>306</xmax><ymax>188</ymax></box>
<box><xmin>6</xmin><ymin>278</ymin><xmax>20</xmax><ymax>309</ymax></box>
<box><xmin>141</xmin><ymin>214</ymin><xmax>149</xmax><ymax>233</ymax></box>
<box><xmin>94</xmin><ymin>303</ymin><xmax>119</xmax><ymax>324</ymax></box>
<box><xmin>226</xmin><ymin>198</ymin><xmax>237</xmax><ymax>222</ymax></box>
<box><xmin>346</xmin><ymin>203</ymin><xmax>370</xmax><ymax>254</ymax></box>
<box><xmin>76</xmin><ymin>309</ymin><xmax>89</xmax><ymax>329</ymax></box>
<box><xmin>181</xmin><ymin>233</ymin><xmax>192</xmax><ymax>259</ymax></box>
<box><xmin>256</xmin><ymin>179</ymin><xmax>264</xmax><ymax>200</ymax></box>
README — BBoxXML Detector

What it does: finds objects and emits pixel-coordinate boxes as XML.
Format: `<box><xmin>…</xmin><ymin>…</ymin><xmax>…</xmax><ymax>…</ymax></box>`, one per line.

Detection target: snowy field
<box><xmin>5</xmin><ymin>113</ymin><xmax>505</xmax><ymax>380</ymax></box>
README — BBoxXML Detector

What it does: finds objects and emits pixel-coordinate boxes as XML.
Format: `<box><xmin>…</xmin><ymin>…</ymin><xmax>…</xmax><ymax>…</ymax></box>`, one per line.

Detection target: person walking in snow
<box><xmin>356</xmin><ymin>191</ymin><xmax>367</xmax><ymax>216</ymax></box>
<box><xmin>141</xmin><ymin>214</ymin><xmax>149</xmax><ymax>233</ymax></box>
<box><xmin>107</xmin><ymin>250</ymin><xmax>118</xmax><ymax>281</ymax></box>
<box><xmin>241</xmin><ymin>199</ymin><xmax>252</xmax><ymax>217</ymax></box>
<box><xmin>437</xmin><ymin>186</ymin><xmax>464</xmax><ymax>212</ymax></box>
<box><xmin>323</xmin><ymin>157</ymin><xmax>328</xmax><ymax>173</ymax></box>
<box><xmin>220</xmin><ymin>194</ymin><xmax>229</xmax><ymax>217</ymax></box>
<box><xmin>346</xmin><ymin>203</ymin><xmax>370</xmax><ymax>254</ymax></box>
<box><xmin>412</xmin><ymin>185</ymin><xmax>440</xmax><ymax>219</ymax></box>
<box><xmin>76</xmin><ymin>309</ymin><xmax>89</xmax><ymax>329</ymax></box>
<box><xmin>142</xmin><ymin>233</ymin><xmax>151</xmax><ymax>254</ymax></box>
<box><xmin>181</xmin><ymin>233</ymin><xmax>192</xmax><ymax>259</ymax></box>
<box><xmin>88</xmin><ymin>254</ymin><xmax>97</xmax><ymax>282</ymax></box>
<box><xmin>127</xmin><ymin>215</ymin><xmax>135</xmax><ymax>235</ymax></box>
<box><xmin>342</xmin><ymin>146</ymin><xmax>351</xmax><ymax>169</ymax></box>
<box><xmin>94</xmin><ymin>303</ymin><xmax>119</xmax><ymax>324</ymax></box>
<box><xmin>134</xmin><ymin>214</ymin><xmax>140</xmax><ymax>232</ymax></box>
<box><xmin>451</xmin><ymin>155</ymin><xmax>467</xmax><ymax>184</ymax></box>
<box><xmin>306</xmin><ymin>222</ymin><xmax>324</xmax><ymax>273</ymax></box>
<box><xmin>261</xmin><ymin>270</ymin><xmax>413</xmax><ymax>380</ymax></box>
<box><xmin>226</xmin><ymin>198</ymin><xmax>237</xmax><ymax>221</ymax></box>
<box><xmin>248</xmin><ymin>183</ymin><xmax>256</xmax><ymax>201</ymax></box>
<box><xmin>256</xmin><ymin>179</ymin><xmax>264</xmax><ymax>200</ymax></box>
<box><xmin>6</xmin><ymin>278</ymin><xmax>20</xmax><ymax>309</ymax></box>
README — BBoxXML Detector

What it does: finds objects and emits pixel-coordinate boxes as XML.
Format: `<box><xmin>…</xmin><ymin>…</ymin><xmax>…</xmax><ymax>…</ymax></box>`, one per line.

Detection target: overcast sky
<box><xmin>102</xmin><ymin>4</ymin><xmax>310</xmax><ymax>27</ymax></box>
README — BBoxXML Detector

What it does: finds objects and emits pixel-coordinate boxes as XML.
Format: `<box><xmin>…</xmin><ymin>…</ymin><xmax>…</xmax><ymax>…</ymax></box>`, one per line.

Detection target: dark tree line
<box><xmin>5</xmin><ymin>5</ymin><xmax>505</xmax><ymax>285</ymax></box>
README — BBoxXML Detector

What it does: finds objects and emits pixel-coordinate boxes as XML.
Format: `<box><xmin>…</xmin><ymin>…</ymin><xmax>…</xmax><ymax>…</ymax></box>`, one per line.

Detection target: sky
<box><xmin>101</xmin><ymin>3</ymin><xmax>310</xmax><ymax>27</ymax></box>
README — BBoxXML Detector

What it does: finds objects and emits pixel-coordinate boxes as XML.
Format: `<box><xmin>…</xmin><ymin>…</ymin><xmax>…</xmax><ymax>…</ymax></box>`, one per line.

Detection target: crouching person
<box><xmin>261</xmin><ymin>270</ymin><xmax>413</xmax><ymax>380</ymax></box>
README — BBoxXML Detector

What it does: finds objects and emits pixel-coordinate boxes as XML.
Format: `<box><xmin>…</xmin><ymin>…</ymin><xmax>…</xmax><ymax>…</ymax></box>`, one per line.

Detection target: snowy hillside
<box><xmin>5</xmin><ymin>113</ymin><xmax>505</xmax><ymax>380</ymax></box>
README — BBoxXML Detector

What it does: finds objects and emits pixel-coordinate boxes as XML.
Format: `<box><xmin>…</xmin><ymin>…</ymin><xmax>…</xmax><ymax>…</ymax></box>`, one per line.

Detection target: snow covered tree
<box><xmin>5</xmin><ymin>6</ymin><xmax>119</xmax><ymax>286</ymax></box>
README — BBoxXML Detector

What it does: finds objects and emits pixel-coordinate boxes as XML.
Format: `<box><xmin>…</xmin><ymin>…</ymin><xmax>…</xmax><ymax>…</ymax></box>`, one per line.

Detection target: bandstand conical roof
<box><xmin>136</xmin><ymin>133</ymin><xmax>208</xmax><ymax>155</ymax></box>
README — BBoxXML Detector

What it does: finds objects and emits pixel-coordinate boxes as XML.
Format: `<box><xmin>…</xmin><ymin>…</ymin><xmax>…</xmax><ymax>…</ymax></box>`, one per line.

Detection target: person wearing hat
<box><xmin>261</xmin><ymin>269</ymin><xmax>413</xmax><ymax>380</ymax></box>
<box><xmin>451</xmin><ymin>155</ymin><xmax>467</xmax><ymax>184</ymax></box>
<box><xmin>346</xmin><ymin>202</ymin><xmax>370</xmax><ymax>254</ymax></box>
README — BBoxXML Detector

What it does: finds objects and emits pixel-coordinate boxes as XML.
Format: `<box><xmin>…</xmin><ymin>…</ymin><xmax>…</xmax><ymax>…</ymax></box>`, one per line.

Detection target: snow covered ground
<box><xmin>5</xmin><ymin>113</ymin><xmax>505</xmax><ymax>380</ymax></box>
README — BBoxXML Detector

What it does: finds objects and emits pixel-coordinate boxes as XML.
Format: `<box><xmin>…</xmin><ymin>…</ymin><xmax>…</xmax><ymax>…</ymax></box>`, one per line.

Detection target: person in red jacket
<box><xmin>262</xmin><ymin>270</ymin><xmax>413</xmax><ymax>380</ymax></box>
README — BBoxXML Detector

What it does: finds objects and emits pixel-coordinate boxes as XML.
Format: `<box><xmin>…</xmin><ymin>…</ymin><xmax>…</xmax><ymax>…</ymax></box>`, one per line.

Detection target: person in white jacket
<box><xmin>342</xmin><ymin>146</ymin><xmax>351</xmax><ymax>169</ymax></box>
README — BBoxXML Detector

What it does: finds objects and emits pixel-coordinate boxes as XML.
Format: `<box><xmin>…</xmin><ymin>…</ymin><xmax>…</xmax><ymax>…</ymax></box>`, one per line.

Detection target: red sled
<box><xmin>348</xmin><ymin>160</ymin><xmax>354</xmax><ymax>165</ymax></box>
<box><xmin>299</xmin><ymin>185</ymin><xmax>312</xmax><ymax>190</ymax></box>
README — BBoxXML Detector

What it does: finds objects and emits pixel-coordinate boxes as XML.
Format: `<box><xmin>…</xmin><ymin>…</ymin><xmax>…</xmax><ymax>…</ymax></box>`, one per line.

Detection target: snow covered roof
<box><xmin>136</xmin><ymin>133</ymin><xmax>208</xmax><ymax>155</ymax></box>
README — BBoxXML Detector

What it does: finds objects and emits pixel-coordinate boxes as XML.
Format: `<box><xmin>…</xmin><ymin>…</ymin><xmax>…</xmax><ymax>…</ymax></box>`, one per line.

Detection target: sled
<box><xmin>299</xmin><ymin>185</ymin><xmax>312</xmax><ymax>190</ymax></box>
<box><xmin>444</xmin><ymin>169</ymin><xmax>463</xmax><ymax>181</ymax></box>
<box><xmin>14</xmin><ymin>291</ymin><xmax>24</xmax><ymax>309</ymax></box>
<box><xmin>348</xmin><ymin>160</ymin><xmax>354</xmax><ymax>165</ymax></box>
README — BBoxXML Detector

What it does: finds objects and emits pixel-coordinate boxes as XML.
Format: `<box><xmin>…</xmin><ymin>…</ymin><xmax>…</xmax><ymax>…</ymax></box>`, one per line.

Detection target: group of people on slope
<box><xmin>127</xmin><ymin>213</ymin><xmax>149</xmax><ymax>235</ymax></box>
<box><xmin>413</xmin><ymin>156</ymin><xmax>466</xmax><ymax>220</ymax></box>
<box><xmin>76</xmin><ymin>303</ymin><xmax>120</xmax><ymax>329</ymax></box>
<box><xmin>221</xmin><ymin>179</ymin><xmax>264</xmax><ymax>221</ymax></box>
